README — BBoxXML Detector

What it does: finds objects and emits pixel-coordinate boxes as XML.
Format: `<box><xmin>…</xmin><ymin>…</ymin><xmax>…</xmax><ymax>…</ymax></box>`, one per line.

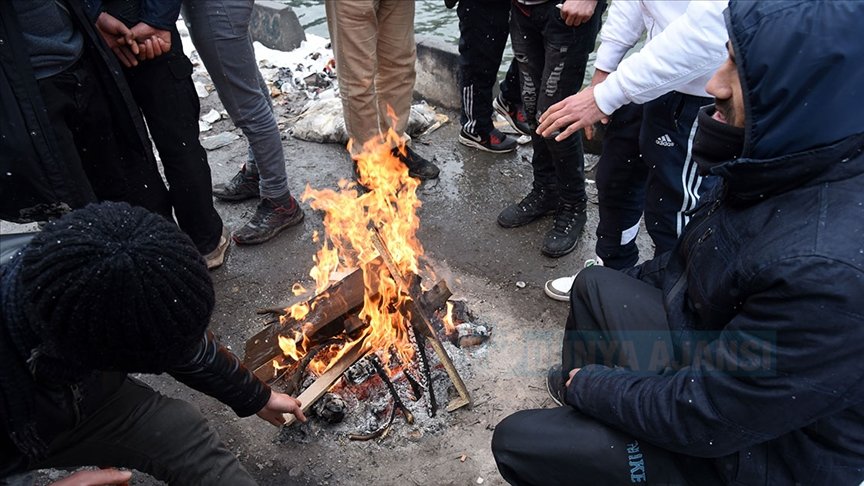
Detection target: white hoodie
<box><xmin>593</xmin><ymin>0</ymin><xmax>729</xmax><ymax>115</ymax></box>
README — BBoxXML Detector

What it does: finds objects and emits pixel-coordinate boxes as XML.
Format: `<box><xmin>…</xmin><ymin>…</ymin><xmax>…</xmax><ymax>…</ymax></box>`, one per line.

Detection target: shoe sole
<box><xmin>541</xmin><ymin>236</ymin><xmax>580</xmax><ymax>258</ymax></box>
<box><xmin>458</xmin><ymin>133</ymin><xmax>516</xmax><ymax>154</ymax></box>
<box><xmin>543</xmin><ymin>279</ymin><xmax>571</xmax><ymax>302</ymax></box>
<box><xmin>493</xmin><ymin>97</ymin><xmax>531</xmax><ymax>137</ymax></box>
<box><xmin>496</xmin><ymin>208</ymin><xmax>556</xmax><ymax>229</ymax></box>
<box><xmin>232</xmin><ymin>209</ymin><xmax>305</xmax><ymax>245</ymax></box>
<box><xmin>213</xmin><ymin>192</ymin><xmax>260</xmax><ymax>202</ymax></box>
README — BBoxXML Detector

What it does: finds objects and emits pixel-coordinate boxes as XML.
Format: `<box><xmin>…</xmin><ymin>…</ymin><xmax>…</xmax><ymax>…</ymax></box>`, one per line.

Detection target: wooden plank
<box><xmin>243</xmin><ymin>259</ymin><xmax>381</xmax><ymax>371</ymax></box>
<box><xmin>283</xmin><ymin>337</ymin><xmax>369</xmax><ymax>426</ymax></box>
<box><xmin>370</xmin><ymin>230</ymin><xmax>472</xmax><ymax>411</ymax></box>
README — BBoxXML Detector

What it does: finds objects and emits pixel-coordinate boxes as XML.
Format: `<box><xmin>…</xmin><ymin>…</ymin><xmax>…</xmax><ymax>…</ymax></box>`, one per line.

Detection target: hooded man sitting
<box><xmin>0</xmin><ymin>202</ymin><xmax>305</xmax><ymax>485</ymax></box>
<box><xmin>492</xmin><ymin>0</ymin><xmax>864</xmax><ymax>484</ymax></box>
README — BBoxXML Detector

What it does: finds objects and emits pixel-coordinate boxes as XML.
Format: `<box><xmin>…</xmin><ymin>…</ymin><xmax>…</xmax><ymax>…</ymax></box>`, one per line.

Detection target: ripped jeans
<box><xmin>510</xmin><ymin>0</ymin><xmax>605</xmax><ymax>205</ymax></box>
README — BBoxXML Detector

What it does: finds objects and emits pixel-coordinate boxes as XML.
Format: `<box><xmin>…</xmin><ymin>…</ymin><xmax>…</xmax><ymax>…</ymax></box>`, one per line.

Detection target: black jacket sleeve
<box><xmin>169</xmin><ymin>331</ymin><xmax>272</xmax><ymax>417</ymax></box>
<box><xmin>140</xmin><ymin>0</ymin><xmax>182</xmax><ymax>31</ymax></box>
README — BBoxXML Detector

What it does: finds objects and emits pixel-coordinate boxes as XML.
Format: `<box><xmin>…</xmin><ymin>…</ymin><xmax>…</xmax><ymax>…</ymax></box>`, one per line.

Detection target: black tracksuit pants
<box><xmin>457</xmin><ymin>0</ymin><xmax>520</xmax><ymax>136</ymax></box>
<box><xmin>122</xmin><ymin>28</ymin><xmax>224</xmax><ymax>255</ymax></box>
<box><xmin>492</xmin><ymin>267</ymin><xmax>724</xmax><ymax>485</ymax></box>
<box><xmin>595</xmin><ymin>93</ymin><xmax>715</xmax><ymax>269</ymax></box>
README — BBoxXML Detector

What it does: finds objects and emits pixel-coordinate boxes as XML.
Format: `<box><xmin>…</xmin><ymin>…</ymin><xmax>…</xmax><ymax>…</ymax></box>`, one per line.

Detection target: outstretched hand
<box><xmin>256</xmin><ymin>391</ymin><xmax>306</xmax><ymax>426</ymax></box>
<box><xmin>130</xmin><ymin>23</ymin><xmax>172</xmax><ymax>61</ymax></box>
<box><xmin>95</xmin><ymin>12</ymin><xmax>140</xmax><ymax>68</ymax></box>
<box><xmin>49</xmin><ymin>468</ymin><xmax>132</xmax><ymax>486</ymax></box>
<box><xmin>537</xmin><ymin>87</ymin><xmax>607</xmax><ymax>142</ymax></box>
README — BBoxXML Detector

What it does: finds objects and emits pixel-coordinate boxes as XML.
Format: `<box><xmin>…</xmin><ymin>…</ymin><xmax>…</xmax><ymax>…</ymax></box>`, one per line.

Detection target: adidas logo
<box><xmin>655</xmin><ymin>134</ymin><xmax>675</xmax><ymax>147</ymax></box>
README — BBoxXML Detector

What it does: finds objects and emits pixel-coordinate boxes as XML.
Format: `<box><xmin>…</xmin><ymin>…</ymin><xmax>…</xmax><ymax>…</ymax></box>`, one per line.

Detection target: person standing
<box><xmin>454</xmin><ymin>0</ymin><xmax>526</xmax><ymax>154</ymax></box>
<box><xmin>183</xmin><ymin>0</ymin><xmax>305</xmax><ymax>246</ymax></box>
<box><xmin>497</xmin><ymin>0</ymin><xmax>605</xmax><ymax>258</ymax></box>
<box><xmin>324</xmin><ymin>0</ymin><xmax>440</xmax><ymax>181</ymax></box>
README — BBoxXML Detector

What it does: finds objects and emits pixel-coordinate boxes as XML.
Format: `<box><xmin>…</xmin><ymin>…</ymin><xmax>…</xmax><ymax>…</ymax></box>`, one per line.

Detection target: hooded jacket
<box><xmin>568</xmin><ymin>1</ymin><xmax>864</xmax><ymax>484</ymax></box>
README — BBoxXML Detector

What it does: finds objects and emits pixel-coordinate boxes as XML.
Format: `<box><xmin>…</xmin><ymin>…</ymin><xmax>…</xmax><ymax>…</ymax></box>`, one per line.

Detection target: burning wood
<box><xmin>243</xmin><ymin>128</ymin><xmax>481</xmax><ymax>437</ymax></box>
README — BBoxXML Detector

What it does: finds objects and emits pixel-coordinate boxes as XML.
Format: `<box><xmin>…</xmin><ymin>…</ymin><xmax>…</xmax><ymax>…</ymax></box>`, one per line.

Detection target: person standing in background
<box><xmin>324</xmin><ymin>0</ymin><xmax>440</xmax><ymax>181</ymax></box>
<box><xmin>497</xmin><ymin>0</ymin><xmax>605</xmax><ymax>258</ymax></box>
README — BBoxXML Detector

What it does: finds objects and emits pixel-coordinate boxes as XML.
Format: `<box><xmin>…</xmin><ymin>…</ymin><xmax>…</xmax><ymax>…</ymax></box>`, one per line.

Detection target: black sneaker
<box><xmin>542</xmin><ymin>202</ymin><xmax>587</xmax><ymax>258</ymax></box>
<box><xmin>233</xmin><ymin>196</ymin><xmax>304</xmax><ymax>245</ymax></box>
<box><xmin>546</xmin><ymin>364</ymin><xmax>567</xmax><ymax>406</ymax></box>
<box><xmin>458</xmin><ymin>128</ymin><xmax>517</xmax><ymax>153</ymax></box>
<box><xmin>493</xmin><ymin>94</ymin><xmax>532</xmax><ymax>137</ymax></box>
<box><xmin>497</xmin><ymin>187</ymin><xmax>558</xmax><ymax>228</ymax></box>
<box><xmin>392</xmin><ymin>146</ymin><xmax>440</xmax><ymax>180</ymax></box>
<box><xmin>213</xmin><ymin>165</ymin><xmax>260</xmax><ymax>202</ymax></box>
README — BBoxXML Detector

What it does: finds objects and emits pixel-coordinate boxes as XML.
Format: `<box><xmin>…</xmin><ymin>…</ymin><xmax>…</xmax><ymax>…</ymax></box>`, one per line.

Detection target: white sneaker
<box><xmin>204</xmin><ymin>226</ymin><xmax>231</xmax><ymax>270</ymax></box>
<box><xmin>543</xmin><ymin>258</ymin><xmax>603</xmax><ymax>302</ymax></box>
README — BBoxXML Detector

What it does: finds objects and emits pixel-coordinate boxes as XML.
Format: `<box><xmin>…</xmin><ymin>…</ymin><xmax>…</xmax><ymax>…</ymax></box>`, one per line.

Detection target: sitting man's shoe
<box><xmin>459</xmin><ymin>127</ymin><xmax>517</xmax><ymax>153</ymax></box>
<box><xmin>542</xmin><ymin>202</ymin><xmax>587</xmax><ymax>258</ymax></box>
<box><xmin>203</xmin><ymin>226</ymin><xmax>231</xmax><ymax>270</ymax></box>
<box><xmin>393</xmin><ymin>146</ymin><xmax>440</xmax><ymax>180</ymax></box>
<box><xmin>213</xmin><ymin>165</ymin><xmax>260</xmax><ymax>201</ymax></box>
<box><xmin>233</xmin><ymin>195</ymin><xmax>304</xmax><ymax>245</ymax></box>
<box><xmin>493</xmin><ymin>93</ymin><xmax>532</xmax><ymax>137</ymax></box>
<box><xmin>546</xmin><ymin>364</ymin><xmax>567</xmax><ymax>406</ymax></box>
<box><xmin>544</xmin><ymin>257</ymin><xmax>603</xmax><ymax>301</ymax></box>
<box><xmin>497</xmin><ymin>187</ymin><xmax>558</xmax><ymax>228</ymax></box>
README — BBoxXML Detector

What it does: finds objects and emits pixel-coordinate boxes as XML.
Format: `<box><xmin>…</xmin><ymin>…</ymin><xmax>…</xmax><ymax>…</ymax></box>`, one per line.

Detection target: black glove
<box><xmin>445</xmin><ymin>0</ymin><xmax>458</xmax><ymax>9</ymax></box>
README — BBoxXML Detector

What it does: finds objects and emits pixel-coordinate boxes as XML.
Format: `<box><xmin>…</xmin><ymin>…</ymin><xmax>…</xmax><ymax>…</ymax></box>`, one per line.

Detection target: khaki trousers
<box><xmin>325</xmin><ymin>0</ymin><xmax>416</xmax><ymax>151</ymax></box>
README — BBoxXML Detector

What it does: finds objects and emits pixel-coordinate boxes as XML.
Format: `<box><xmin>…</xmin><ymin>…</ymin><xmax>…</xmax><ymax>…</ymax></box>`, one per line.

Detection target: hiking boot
<box><xmin>493</xmin><ymin>93</ymin><xmax>532</xmax><ymax>136</ymax></box>
<box><xmin>542</xmin><ymin>202</ymin><xmax>588</xmax><ymax>258</ymax></box>
<box><xmin>203</xmin><ymin>226</ymin><xmax>231</xmax><ymax>270</ymax></box>
<box><xmin>458</xmin><ymin>127</ymin><xmax>517</xmax><ymax>153</ymax></box>
<box><xmin>213</xmin><ymin>166</ymin><xmax>260</xmax><ymax>202</ymax></box>
<box><xmin>546</xmin><ymin>364</ymin><xmax>567</xmax><ymax>406</ymax></box>
<box><xmin>393</xmin><ymin>146</ymin><xmax>440</xmax><ymax>180</ymax></box>
<box><xmin>497</xmin><ymin>187</ymin><xmax>558</xmax><ymax>228</ymax></box>
<box><xmin>232</xmin><ymin>196</ymin><xmax>304</xmax><ymax>245</ymax></box>
<box><xmin>543</xmin><ymin>257</ymin><xmax>604</xmax><ymax>302</ymax></box>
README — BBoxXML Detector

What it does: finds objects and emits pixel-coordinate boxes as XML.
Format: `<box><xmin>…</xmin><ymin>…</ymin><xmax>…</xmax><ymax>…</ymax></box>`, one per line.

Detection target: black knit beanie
<box><xmin>18</xmin><ymin>202</ymin><xmax>215</xmax><ymax>372</ymax></box>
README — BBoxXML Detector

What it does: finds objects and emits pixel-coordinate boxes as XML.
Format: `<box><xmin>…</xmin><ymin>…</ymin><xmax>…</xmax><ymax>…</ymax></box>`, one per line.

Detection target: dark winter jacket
<box><xmin>0</xmin><ymin>282</ymin><xmax>272</xmax><ymax>478</ymax></box>
<box><xmin>568</xmin><ymin>1</ymin><xmax>864</xmax><ymax>484</ymax></box>
<box><xmin>0</xmin><ymin>0</ymin><xmax>167</xmax><ymax>223</ymax></box>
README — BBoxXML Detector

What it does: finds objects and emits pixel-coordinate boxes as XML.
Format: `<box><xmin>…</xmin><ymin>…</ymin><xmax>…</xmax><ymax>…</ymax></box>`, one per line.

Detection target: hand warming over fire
<box><xmin>565</xmin><ymin>368</ymin><xmax>581</xmax><ymax>388</ymax></box>
<box><xmin>257</xmin><ymin>391</ymin><xmax>306</xmax><ymax>426</ymax></box>
<box><xmin>537</xmin><ymin>87</ymin><xmax>606</xmax><ymax>142</ymax></box>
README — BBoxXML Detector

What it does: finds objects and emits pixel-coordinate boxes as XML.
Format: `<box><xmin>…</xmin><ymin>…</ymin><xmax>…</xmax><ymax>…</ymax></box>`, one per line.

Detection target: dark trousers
<box><xmin>123</xmin><ymin>29</ymin><xmax>223</xmax><ymax>254</ymax></box>
<box><xmin>595</xmin><ymin>93</ymin><xmax>715</xmax><ymax>268</ymax></box>
<box><xmin>492</xmin><ymin>267</ymin><xmax>723</xmax><ymax>485</ymax></box>
<box><xmin>36</xmin><ymin>49</ymin><xmax>171</xmax><ymax>219</ymax></box>
<box><xmin>457</xmin><ymin>0</ymin><xmax>520</xmax><ymax>135</ymax></box>
<box><xmin>30</xmin><ymin>378</ymin><xmax>256</xmax><ymax>485</ymax></box>
<box><xmin>510</xmin><ymin>0</ymin><xmax>604</xmax><ymax>205</ymax></box>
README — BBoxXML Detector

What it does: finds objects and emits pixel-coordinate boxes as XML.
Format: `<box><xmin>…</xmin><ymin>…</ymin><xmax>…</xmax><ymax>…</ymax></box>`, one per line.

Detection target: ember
<box><xmin>243</xmin><ymin>125</ymin><xmax>490</xmax><ymax>439</ymax></box>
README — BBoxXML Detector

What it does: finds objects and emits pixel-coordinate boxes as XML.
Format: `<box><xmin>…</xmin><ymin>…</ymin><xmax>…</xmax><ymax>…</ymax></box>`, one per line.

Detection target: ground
<box><xmin>3</xmin><ymin>83</ymin><xmax>652</xmax><ymax>486</ymax></box>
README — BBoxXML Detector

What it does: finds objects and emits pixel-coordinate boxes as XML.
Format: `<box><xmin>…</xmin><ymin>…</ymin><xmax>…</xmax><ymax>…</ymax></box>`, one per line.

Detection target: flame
<box><xmin>441</xmin><ymin>301</ymin><xmax>457</xmax><ymax>334</ymax></box>
<box><xmin>275</xmin><ymin>124</ymin><xmax>427</xmax><ymax>375</ymax></box>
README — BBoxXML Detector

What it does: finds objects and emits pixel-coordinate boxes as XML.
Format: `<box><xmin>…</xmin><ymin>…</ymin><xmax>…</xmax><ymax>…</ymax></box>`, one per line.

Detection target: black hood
<box><xmin>727</xmin><ymin>0</ymin><xmax>864</xmax><ymax>159</ymax></box>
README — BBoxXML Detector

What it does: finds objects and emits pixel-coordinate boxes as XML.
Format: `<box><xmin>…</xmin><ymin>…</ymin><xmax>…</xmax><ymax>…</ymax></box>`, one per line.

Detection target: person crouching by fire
<box><xmin>0</xmin><ymin>202</ymin><xmax>306</xmax><ymax>485</ymax></box>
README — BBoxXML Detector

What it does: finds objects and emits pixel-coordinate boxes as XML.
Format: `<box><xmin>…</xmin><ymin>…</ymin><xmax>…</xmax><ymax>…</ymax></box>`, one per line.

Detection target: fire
<box><xmin>441</xmin><ymin>301</ymin><xmax>457</xmax><ymax>334</ymax></box>
<box><xmin>273</xmin><ymin>125</ymin><xmax>428</xmax><ymax>375</ymax></box>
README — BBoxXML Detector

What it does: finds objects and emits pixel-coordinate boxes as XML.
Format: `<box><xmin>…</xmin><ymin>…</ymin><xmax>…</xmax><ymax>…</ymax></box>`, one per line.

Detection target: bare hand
<box><xmin>537</xmin><ymin>87</ymin><xmax>606</xmax><ymax>141</ymax></box>
<box><xmin>565</xmin><ymin>368</ymin><xmax>581</xmax><ymax>388</ymax></box>
<box><xmin>50</xmin><ymin>468</ymin><xmax>132</xmax><ymax>486</ymax></box>
<box><xmin>256</xmin><ymin>391</ymin><xmax>306</xmax><ymax>426</ymax></box>
<box><xmin>130</xmin><ymin>23</ymin><xmax>172</xmax><ymax>61</ymax></box>
<box><xmin>95</xmin><ymin>13</ymin><xmax>140</xmax><ymax>68</ymax></box>
<box><xmin>560</xmin><ymin>0</ymin><xmax>598</xmax><ymax>26</ymax></box>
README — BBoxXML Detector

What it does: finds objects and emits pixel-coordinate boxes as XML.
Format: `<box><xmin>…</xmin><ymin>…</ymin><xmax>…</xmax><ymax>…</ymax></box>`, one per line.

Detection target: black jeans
<box><xmin>595</xmin><ymin>94</ymin><xmax>716</xmax><ymax>267</ymax></box>
<box><xmin>510</xmin><ymin>0</ymin><xmax>604</xmax><ymax>205</ymax></box>
<box><xmin>30</xmin><ymin>378</ymin><xmax>256</xmax><ymax>485</ymax></box>
<box><xmin>36</xmin><ymin>49</ymin><xmax>171</xmax><ymax>219</ymax></box>
<box><xmin>457</xmin><ymin>0</ymin><xmax>520</xmax><ymax>135</ymax></box>
<box><xmin>492</xmin><ymin>267</ymin><xmax>723</xmax><ymax>485</ymax></box>
<box><xmin>123</xmin><ymin>28</ymin><xmax>224</xmax><ymax>254</ymax></box>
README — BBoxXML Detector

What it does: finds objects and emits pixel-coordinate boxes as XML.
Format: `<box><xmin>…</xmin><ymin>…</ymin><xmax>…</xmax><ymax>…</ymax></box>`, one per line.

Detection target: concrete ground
<box><xmin>3</xmin><ymin>85</ymin><xmax>653</xmax><ymax>486</ymax></box>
